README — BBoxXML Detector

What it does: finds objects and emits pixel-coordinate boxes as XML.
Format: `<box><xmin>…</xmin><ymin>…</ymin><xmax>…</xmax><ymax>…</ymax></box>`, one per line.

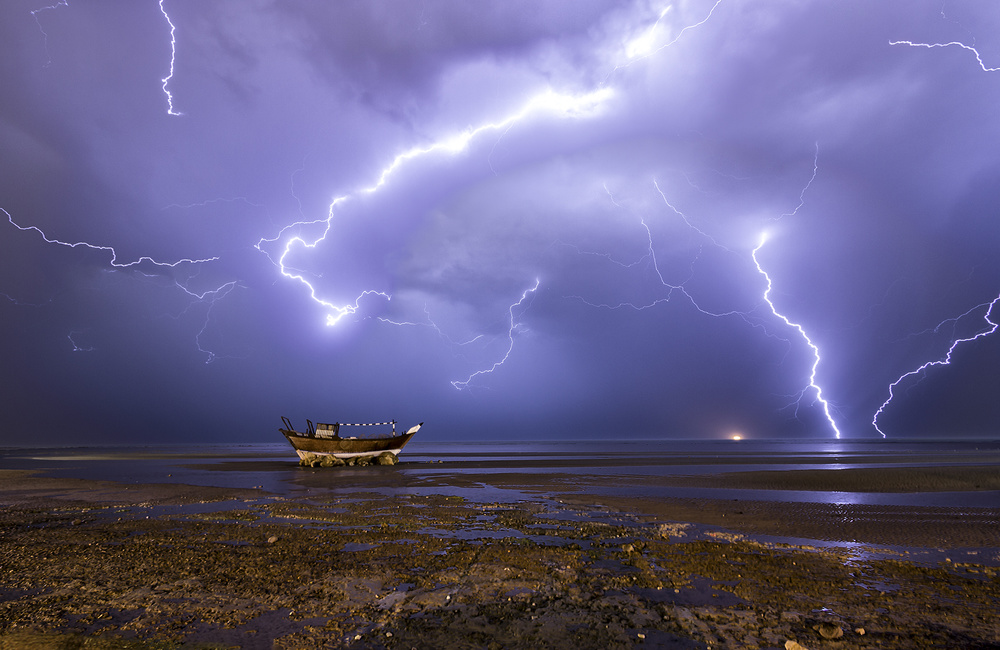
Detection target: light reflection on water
<box><xmin>2</xmin><ymin>439</ymin><xmax>999</xmax><ymax>509</ymax></box>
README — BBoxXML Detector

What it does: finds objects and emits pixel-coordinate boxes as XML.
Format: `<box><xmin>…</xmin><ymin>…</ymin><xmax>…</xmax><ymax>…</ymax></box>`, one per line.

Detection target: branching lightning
<box><xmin>3</xmin><ymin>205</ymin><xmax>238</xmax><ymax>359</ymax></box>
<box><xmin>260</xmin><ymin>0</ymin><xmax>728</xmax><ymax>340</ymax></box>
<box><xmin>567</xmin><ymin>183</ymin><xmax>747</xmax><ymax>320</ymax></box>
<box><xmin>173</xmin><ymin>279</ymin><xmax>243</xmax><ymax>363</ymax></box>
<box><xmin>572</xmin><ymin>146</ymin><xmax>842</xmax><ymax>437</ymax></box>
<box><xmin>259</xmin><ymin>87</ymin><xmax>612</xmax><ymax>329</ymax></box>
<box><xmin>613</xmin><ymin>0</ymin><xmax>724</xmax><ymax>75</ymax></box>
<box><xmin>872</xmin><ymin>293</ymin><xmax>1000</xmax><ymax>437</ymax></box>
<box><xmin>29</xmin><ymin>0</ymin><xmax>68</xmax><ymax>67</ymax></box>
<box><xmin>451</xmin><ymin>279</ymin><xmax>540</xmax><ymax>390</ymax></box>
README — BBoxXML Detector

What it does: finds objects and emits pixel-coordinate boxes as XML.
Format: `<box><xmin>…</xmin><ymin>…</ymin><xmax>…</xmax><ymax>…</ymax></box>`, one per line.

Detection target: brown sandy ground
<box><xmin>0</xmin><ymin>471</ymin><xmax>999</xmax><ymax>649</ymax></box>
<box><xmin>399</xmin><ymin>466</ymin><xmax>1000</xmax><ymax>549</ymax></box>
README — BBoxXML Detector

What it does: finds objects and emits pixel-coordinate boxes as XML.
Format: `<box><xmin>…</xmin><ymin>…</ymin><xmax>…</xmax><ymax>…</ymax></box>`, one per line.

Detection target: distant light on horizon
<box><xmin>731</xmin><ymin>433</ymin><xmax>743</xmax><ymax>441</ymax></box>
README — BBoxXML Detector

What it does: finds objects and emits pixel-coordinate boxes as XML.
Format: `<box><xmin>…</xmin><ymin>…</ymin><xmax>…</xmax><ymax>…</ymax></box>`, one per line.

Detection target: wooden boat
<box><xmin>279</xmin><ymin>417</ymin><xmax>422</xmax><ymax>465</ymax></box>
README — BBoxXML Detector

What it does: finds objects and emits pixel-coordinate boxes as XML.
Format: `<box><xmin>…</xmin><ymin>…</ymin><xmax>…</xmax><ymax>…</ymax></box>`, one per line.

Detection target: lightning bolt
<box><xmin>872</xmin><ymin>293</ymin><xmax>1000</xmax><ymax>437</ymax></box>
<box><xmin>260</xmin><ymin>87</ymin><xmax>612</xmax><ymax>327</ymax></box>
<box><xmin>11</xmin><ymin>2</ymin><xmax>725</xmax><ymax>387</ymax></box>
<box><xmin>158</xmin><ymin>0</ymin><xmax>182</xmax><ymax>115</ymax></box>
<box><xmin>652</xmin><ymin>178</ymin><xmax>727</xmax><ymax>249</ymax></box>
<box><xmin>29</xmin><ymin>0</ymin><xmax>68</xmax><ymax>67</ymax></box>
<box><xmin>566</xmin><ymin>183</ymin><xmax>748</xmax><ymax>320</ymax></box>
<box><xmin>162</xmin><ymin>196</ymin><xmax>265</xmax><ymax>212</ymax></box>
<box><xmin>752</xmin><ymin>233</ymin><xmax>841</xmax><ymax>438</ymax></box>
<box><xmin>775</xmin><ymin>142</ymin><xmax>820</xmax><ymax>221</ymax></box>
<box><xmin>67</xmin><ymin>331</ymin><xmax>95</xmax><ymax>352</ymax></box>
<box><xmin>574</xmin><ymin>145</ymin><xmax>840</xmax><ymax>437</ymax></box>
<box><xmin>2</xmin><ymin>291</ymin><xmax>49</xmax><ymax>307</ymax></box>
<box><xmin>451</xmin><ymin>279</ymin><xmax>540</xmax><ymax>390</ymax></box>
<box><xmin>613</xmin><ymin>0</ymin><xmax>724</xmax><ymax>74</ymax></box>
<box><xmin>364</xmin><ymin>87</ymin><xmax>612</xmax><ymax>196</ymax></box>
<box><xmin>261</xmin><ymin>0</ymin><xmax>729</xmax><ymax>331</ymax></box>
<box><xmin>3</xmin><ymin>205</ymin><xmax>238</xmax><ymax>360</ymax></box>
<box><xmin>172</xmin><ymin>279</ymin><xmax>243</xmax><ymax>363</ymax></box>
<box><xmin>376</xmin><ymin>306</ymin><xmax>486</xmax><ymax>347</ymax></box>
<box><xmin>890</xmin><ymin>40</ymin><xmax>1000</xmax><ymax>72</ymax></box>
<box><xmin>3</xmin><ymin>207</ymin><xmax>218</xmax><ymax>268</ymax></box>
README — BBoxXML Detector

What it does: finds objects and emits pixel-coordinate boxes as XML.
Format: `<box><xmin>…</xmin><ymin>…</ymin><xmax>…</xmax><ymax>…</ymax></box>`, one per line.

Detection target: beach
<box><xmin>0</xmin><ymin>442</ymin><xmax>999</xmax><ymax>648</ymax></box>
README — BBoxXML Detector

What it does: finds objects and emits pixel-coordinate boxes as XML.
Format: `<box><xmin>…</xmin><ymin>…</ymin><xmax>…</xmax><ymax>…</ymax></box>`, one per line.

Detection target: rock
<box><xmin>377</xmin><ymin>591</ymin><xmax>409</xmax><ymax>610</ymax></box>
<box><xmin>813</xmin><ymin>622</ymin><xmax>843</xmax><ymax>639</ymax></box>
<box><xmin>854</xmin><ymin>627</ymin><xmax>866</xmax><ymax>635</ymax></box>
<box><xmin>657</xmin><ymin>523</ymin><xmax>690</xmax><ymax>539</ymax></box>
<box><xmin>377</xmin><ymin>452</ymin><xmax>398</xmax><ymax>465</ymax></box>
<box><xmin>785</xmin><ymin>640</ymin><xmax>809</xmax><ymax>650</ymax></box>
<box><xmin>267</xmin><ymin>535</ymin><xmax>279</xmax><ymax>544</ymax></box>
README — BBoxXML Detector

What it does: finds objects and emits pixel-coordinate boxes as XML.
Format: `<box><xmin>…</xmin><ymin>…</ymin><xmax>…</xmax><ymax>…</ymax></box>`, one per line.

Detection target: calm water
<box><xmin>2</xmin><ymin>438</ymin><xmax>999</xmax><ymax>508</ymax></box>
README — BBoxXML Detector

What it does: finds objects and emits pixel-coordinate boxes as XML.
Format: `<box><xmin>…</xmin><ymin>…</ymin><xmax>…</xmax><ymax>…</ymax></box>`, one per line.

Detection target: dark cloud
<box><xmin>2</xmin><ymin>0</ymin><xmax>999</xmax><ymax>444</ymax></box>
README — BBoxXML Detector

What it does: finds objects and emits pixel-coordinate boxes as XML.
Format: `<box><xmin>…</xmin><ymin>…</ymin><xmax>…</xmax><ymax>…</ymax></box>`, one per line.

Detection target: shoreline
<box><xmin>1</xmin><ymin>469</ymin><xmax>999</xmax><ymax>648</ymax></box>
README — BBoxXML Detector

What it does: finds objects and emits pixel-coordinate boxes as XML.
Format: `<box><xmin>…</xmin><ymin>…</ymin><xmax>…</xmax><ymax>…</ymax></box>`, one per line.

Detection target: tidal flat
<box><xmin>0</xmin><ymin>468</ymin><xmax>998</xmax><ymax>649</ymax></box>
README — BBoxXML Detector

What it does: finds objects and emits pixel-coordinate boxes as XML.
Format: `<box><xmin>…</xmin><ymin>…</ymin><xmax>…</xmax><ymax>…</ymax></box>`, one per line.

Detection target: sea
<box><xmin>2</xmin><ymin>438</ymin><xmax>999</xmax><ymax>509</ymax></box>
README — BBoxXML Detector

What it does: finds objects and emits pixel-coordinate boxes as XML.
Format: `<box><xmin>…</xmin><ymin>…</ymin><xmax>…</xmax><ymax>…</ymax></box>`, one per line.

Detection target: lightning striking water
<box><xmin>584</xmin><ymin>162</ymin><xmax>843</xmax><ymax>438</ymax></box>
<box><xmin>451</xmin><ymin>279</ymin><xmax>540</xmax><ymax>390</ymax></box>
<box><xmin>872</xmin><ymin>293</ymin><xmax>1000</xmax><ymax>437</ymax></box>
<box><xmin>158</xmin><ymin>0</ymin><xmax>182</xmax><ymax>115</ymax></box>
<box><xmin>752</xmin><ymin>233</ymin><xmax>841</xmax><ymax>438</ymax></box>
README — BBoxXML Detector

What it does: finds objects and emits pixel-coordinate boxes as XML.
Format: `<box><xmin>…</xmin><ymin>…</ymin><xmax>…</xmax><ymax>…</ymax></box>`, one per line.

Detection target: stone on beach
<box><xmin>813</xmin><ymin>621</ymin><xmax>843</xmax><ymax>639</ymax></box>
<box><xmin>657</xmin><ymin>522</ymin><xmax>691</xmax><ymax>539</ymax></box>
<box><xmin>2</xmin><ymin>465</ymin><xmax>1000</xmax><ymax>649</ymax></box>
<box><xmin>298</xmin><ymin>452</ymin><xmax>345</xmax><ymax>467</ymax></box>
<box><xmin>298</xmin><ymin>451</ymin><xmax>397</xmax><ymax>467</ymax></box>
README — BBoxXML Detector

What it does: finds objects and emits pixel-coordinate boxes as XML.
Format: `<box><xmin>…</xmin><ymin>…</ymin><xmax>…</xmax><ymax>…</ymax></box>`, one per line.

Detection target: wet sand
<box><xmin>1</xmin><ymin>467</ymin><xmax>998</xmax><ymax>649</ymax></box>
<box><xmin>434</xmin><ymin>465</ymin><xmax>1000</xmax><ymax>549</ymax></box>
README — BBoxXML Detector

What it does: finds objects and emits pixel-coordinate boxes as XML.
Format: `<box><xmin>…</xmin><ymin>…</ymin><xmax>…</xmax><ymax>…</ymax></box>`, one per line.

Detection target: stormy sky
<box><xmin>3</xmin><ymin>0</ymin><xmax>1000</xmax><ymax>444</ymax></box>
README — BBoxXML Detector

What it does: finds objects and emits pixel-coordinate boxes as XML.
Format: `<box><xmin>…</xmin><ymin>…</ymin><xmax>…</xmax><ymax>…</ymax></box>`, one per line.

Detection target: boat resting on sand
<box><xmin>279</xmin><ymin>417</ymin><xmax>422</xmax><ymax>466</ymax></box>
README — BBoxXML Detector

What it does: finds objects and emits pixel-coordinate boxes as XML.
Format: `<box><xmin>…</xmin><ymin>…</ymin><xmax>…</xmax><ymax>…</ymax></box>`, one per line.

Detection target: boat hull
<box><xmin>280</xmin><ymin>429</ymin><xmax>417</xmax><ymax>460</ymax></box>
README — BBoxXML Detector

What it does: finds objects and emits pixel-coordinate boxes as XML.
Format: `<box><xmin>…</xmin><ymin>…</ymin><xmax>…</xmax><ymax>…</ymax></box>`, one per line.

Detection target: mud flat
<box><xmin>1</xmin><ymin>468</ymin><xmax>998</xmax><ymax>649</ymax></box>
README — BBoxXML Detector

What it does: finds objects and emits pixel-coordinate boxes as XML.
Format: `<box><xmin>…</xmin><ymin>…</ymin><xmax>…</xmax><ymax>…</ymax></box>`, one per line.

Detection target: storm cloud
<box><xmin>3</xmin><ymin>0</ymin><xmax>999</xmax><ymax>443</ymax></box>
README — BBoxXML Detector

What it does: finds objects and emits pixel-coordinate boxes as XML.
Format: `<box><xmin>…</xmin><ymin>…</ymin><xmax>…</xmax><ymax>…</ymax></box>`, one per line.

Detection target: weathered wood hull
<box><xmin>280</xmin><ymin>429</ymin><xmax>417</xmax><ymax>460</ymax></box>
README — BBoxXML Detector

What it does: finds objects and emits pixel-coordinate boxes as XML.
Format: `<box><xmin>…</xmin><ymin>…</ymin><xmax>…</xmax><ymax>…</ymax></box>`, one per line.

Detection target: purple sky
<box><xmin>3</xmin><ymin>0</ymin><xmax>1000</xmax><ymax>444</ymax></box>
